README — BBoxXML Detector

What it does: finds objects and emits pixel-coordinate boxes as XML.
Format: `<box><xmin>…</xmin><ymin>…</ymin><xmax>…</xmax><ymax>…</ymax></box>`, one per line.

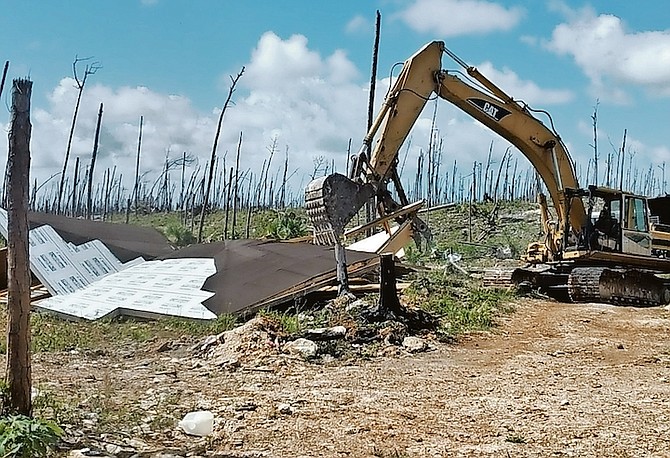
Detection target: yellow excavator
<box><xmin>306</xmin><ymin>40</ymin><xmax>670</xmax><ymax>306</ymax></box>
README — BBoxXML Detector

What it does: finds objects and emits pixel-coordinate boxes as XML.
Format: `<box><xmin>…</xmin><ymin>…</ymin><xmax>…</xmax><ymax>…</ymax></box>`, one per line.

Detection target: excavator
<box><xmin>305</xmin><ymin>40</ymin><xmax>670</xmax><ymax>306</ymax></box>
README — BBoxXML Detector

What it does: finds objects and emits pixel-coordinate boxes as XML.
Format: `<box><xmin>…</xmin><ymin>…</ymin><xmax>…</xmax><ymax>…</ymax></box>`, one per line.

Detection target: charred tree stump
<box><xmin>378</xmin><ymin>253</ymin><xmax>402</xmax><ymax>315</ymax></box>
<box><xmin>6</xmin><ymin>78</ymin><xmax>33</xmax><ymax>415</ymax></box>
<box><xmin>362</xmin><ymin>253</ymin><xmax>438</xmax><ymax>331</ymax></box>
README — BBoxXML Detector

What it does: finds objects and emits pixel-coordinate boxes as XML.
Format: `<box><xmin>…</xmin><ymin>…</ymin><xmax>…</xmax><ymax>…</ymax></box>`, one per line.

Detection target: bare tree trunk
<box><xmin>224</xmin><ymin>166</ymin><xmax>234</xmax><ymax>238</ymax></box>
<box><xmin>102</xmin><ymin>169</ymin><xmax>110</xmax><ymax>221</ymax></box>
<box><xmin>450</xmin><ymin>160</ymin><xmax>457</xmax><ymax>202</ymax></box>
<box><xmin>280</xmin><ymin>146</ymin><xmax>289</xmax><ymax>208</ymax></box>
<box><xmin>0</xmin><ymin>61</ymin><xmax>10</xmax><ymax>209</ymax></box>
<box><xmin>619</xmin><ymin>129</ymin><xmax>627</xmax><ymax>191</ymax></box>
<box><xmin>367</xmin><ymin>11</ymin><xmax>381</xmax><ymax>130</ymax></box>
<box><xmin>198</xmin><ymin>67</ymin><xmax>244</xmax><ymax>243</ymax></box>
<box><xmin>483</xmin><ymin>142</ymin><xmax>493</xmax><ymax>198</ymax></box>
<box><xmin>493</xmin><ymin>147</ymin><xmax>510</xmax><ymax>202</ymax></box>
<box><xmin>86</xmin><ymin>103</ymin><xmax>103</xmax><ymax>218</ymax></box>
<box><xmin>245</xmin><ymin>172</ymin><xmax>255</xmax><ymax>239</ymax></box>
<box><xmin>133</xmin><ymin>116</ymin><xmax>143</xmax><ymax>215</ymax></box>
<box><xmin>261</xmin><ymin>137</ymin><xmax>277</xmax><ymax>208</ymax></box>
<box><xmin>591</xmin><ymin>100</ymin><xmax>599</xmax><ymax>187</ymax></box>
<box><xmin>71</xmin><ymin>156</ymin><xmax>80</xmax><ymax>216</ymax></box>
<box><xmin>57</xmin><ymin>57</ymin><xmax>100</xmax><ymax>214</ymax></box>
<box><xmin>6</xmin><ymin>78</ymin><xmax>32</xmax><ymax>415</ymax></box>
<box><xmin>180</xmin><ymin>151</ymin><xmax>187</xmax><ymax>223</ymax></box>
<box><xmin>231</xmin><ymin>132</ymin><xmax>243</xmax><ymax>239</ymax></box>
<box><xmin>364</xmin><ymin>10</ymin><xmax>382</xmax><ymax>236</ymax></box>
<box><xmin>0</xmin><ymin>61</ymin><xmax>9</xmax><ymax>102</ymax></box>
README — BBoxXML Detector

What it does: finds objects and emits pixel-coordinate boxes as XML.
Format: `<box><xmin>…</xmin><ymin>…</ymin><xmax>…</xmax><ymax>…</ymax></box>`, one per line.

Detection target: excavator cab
<box><xmin>585</xmin><ymin>186</ymin><xmax>652</xmax><ymax>256</ymax></box>
<box><xmin>586</xmin><ymin>188</ymin><xmax>622</xmax><ymax>252</ymax></box>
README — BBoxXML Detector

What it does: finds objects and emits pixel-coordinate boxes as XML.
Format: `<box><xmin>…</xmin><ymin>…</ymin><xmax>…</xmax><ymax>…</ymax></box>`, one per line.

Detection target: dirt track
<box><xmin>37</xmin><ymin>298</ymin><xmax>670</xmax><ymax>457</ymax></box>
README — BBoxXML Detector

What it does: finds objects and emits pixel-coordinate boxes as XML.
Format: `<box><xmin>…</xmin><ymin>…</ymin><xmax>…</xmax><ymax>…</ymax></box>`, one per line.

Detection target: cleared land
<box><xmin>25</xmin><ymin>296</ymin><xmax>670</xmax><ymax>457</ymax></box>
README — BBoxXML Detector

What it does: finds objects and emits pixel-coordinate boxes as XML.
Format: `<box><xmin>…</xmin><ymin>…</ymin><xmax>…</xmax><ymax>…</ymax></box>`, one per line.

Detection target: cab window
<box><xmin>624</xmin><ymin>197</ymin><xmax>648</xmax><ymax>232</ymax></box>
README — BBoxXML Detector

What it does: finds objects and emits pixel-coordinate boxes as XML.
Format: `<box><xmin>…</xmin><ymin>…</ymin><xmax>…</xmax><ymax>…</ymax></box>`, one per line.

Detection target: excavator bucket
<box><xmin>305</xmin><ymin>173</ymin><xmax>374</xmax><ymax>245</ymax></box>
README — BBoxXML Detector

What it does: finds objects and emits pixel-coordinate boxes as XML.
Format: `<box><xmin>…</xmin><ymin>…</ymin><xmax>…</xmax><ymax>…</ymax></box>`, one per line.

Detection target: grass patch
<box><xmin>0</xmin><ymin>311</ymin><xmax>240</xmax><ymax>354</ymax></box>
<box><xmin>403</xmin><ymin>269</ymin><xmax>514</xmax><ymax>339</ymax></box>
<box><xmin>258</xmin><ymin>309</ymin><xmax>304</xmax><ymax>335</ymax></box>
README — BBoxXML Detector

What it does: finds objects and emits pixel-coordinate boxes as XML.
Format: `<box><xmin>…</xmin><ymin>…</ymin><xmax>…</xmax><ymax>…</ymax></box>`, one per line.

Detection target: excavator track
<box><xmin>568</xmin><ymin>267</ymin><xmax>670</xmax><ymax>306</ymax></box>
<box><xmin>482</xmin><ymin>268</ymin><xmax>516</xmax><ymax>288</ymax></box>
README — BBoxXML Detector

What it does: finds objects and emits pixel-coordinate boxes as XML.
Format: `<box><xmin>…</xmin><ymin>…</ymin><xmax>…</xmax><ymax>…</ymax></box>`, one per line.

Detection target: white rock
<box><xmin>402</xmin><ymin>336</ymin><xmax>428</xmax><ymax>353</ymax></box>
<box><xmin>284</xmin><ymin>338</ymin><xmax>318</xmax><ymax>358</ymax></box>
<box><xmin>105</xmin><ymin>443</ymin><xmax>122</xmax><ymax>455</ymax></box>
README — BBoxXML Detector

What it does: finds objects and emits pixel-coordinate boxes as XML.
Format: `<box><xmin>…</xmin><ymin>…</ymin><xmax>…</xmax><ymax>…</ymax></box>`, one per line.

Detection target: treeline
<box><xmin>2</xmin><ymin>56</ymin><xmax>668</xmax><ymax>234</ymax></box>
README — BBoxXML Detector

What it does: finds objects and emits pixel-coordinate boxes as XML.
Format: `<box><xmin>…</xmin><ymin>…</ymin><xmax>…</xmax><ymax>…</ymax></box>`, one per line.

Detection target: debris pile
<box><xmin>197</xmin><ymin>295</ymin><xmax>437</xmax><ymax>370</ymax></box>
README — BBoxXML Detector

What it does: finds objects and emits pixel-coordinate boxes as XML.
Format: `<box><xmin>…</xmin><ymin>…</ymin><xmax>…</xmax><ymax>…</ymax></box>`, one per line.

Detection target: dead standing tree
<box><xmin>87</xmin><ymin>103</ymin><xmax>103</xmax><ymax>219</ymax></box>
<box><xmin>133</xmin><ymin>116</ymin><xmax>143</xmax><ymax>215</ymax></box>
<box><xmin>198</xmin><ymin>66</ymin><xmax>245</xmax><ymax>243</ymax></box>
<box><xmin>591</xmin><ymin>100</ymin><xmax>599</xmax><ymax>187</ymax></box>
<box><xmin>57</xmin><ymin>56</ymin><xmax>101</xmax><ymax>214</ymax></box>
<box><xmin>6</xmin><ymin>78</ymin><xmax>33</xmax><ymax>415</ymax></box>
<box><xmin>0</xmin><ymin>61</ymin><xmax>10</xmax><ymax>207</ymax></box>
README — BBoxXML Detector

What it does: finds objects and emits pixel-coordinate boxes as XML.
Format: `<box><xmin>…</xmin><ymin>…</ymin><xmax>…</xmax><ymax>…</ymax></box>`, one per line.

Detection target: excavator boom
<box><xmin>306</xmin><ymin>40</ymin><xmax>587</xmax><ymax>252</ymax></box>
<box><xmin>305</xmin><ymin>40</ymin><xmax>670</xmax><ymax>305</ymax></box>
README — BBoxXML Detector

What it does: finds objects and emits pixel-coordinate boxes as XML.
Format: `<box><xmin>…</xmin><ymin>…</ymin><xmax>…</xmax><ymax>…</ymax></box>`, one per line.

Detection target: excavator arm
<box><xmin>436</xmin><ymin>57</ymin><xmax>587</xmax><ymax>243</ymax></box>
<box><xmin>355</xmin><ymin>41</ymin><xmax>444</xmax><ymax>182</ymax></box>
<box><xmin>307</xmin><ymin>41</ymin><xmax>443</xmax><ymax>246</ymax></box>
<box><xmin>307</xmin><ymin>40</ymin><xmax>588</xmax><ymax>257</ymax></box>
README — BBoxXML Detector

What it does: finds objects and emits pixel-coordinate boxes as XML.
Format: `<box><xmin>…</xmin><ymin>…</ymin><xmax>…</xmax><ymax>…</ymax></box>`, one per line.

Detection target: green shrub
<box><xmin>265</xmin><ymin>211</ymin><xmax>307</xmax><ymax>240</ymax></box>
<box><xmin>0</xmin><ymin>415</ymin><xmax>63</xmax><ymax>458</ymax></box>
<box><xmin>164</xmin><ymin>223</ymin><xmax>197</xmax><ymax>247</ymax></box>
<box><xmin>404</xmin><ymin>270</ymin><xmax>513</xmax><ymax>339</ymax></box>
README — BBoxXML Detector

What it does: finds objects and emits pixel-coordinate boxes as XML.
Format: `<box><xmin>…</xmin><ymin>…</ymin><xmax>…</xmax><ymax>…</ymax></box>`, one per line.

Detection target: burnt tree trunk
<box><xmin>198</xmin><ymin>67</ymin><xmax>244</xmax><ymax>243</ymax></box>
<box><xmin>231</xmin><ymin>132</ymin><xmax>243</xmax><ymax>239</ymax></box>
<box><xmin>365</xmin><ymin>10</ymin><xmax>382</xmax><ymax>236</ymax></box>
<box><xmin>57</xmin><ymin>57</ymin><xmax>99</xmax><ymax>214</ymax></box>
<box><xmin>133</xmin><ymin>116</ymin><xmax>143</xmax><ymax>215</ymax></box>
<box><xmin>0</xmin><ymin>62</ymin><xmax>8</xmax><ymax>208</ymax></box>
<box><xmin>224</xmin><ymin>166</ymin><xmax>233</xmax><ymax>238</ymax></box>
<box><xmin>87</xmin><ymin>103</ymin><xmax>103</xmax><ymax>219</ymax></box>
<box><xmin>71</xmin><ymin>156</ymin><xmax>80</xmax><ymax>216</ymax></box>
<box><xmin>6</xmin><ymin>78</ymin><xmax>33</xmax><ymax>415</ymax></box>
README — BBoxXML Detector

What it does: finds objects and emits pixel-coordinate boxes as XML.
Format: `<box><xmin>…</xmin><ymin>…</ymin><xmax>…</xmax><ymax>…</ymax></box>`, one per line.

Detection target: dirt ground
<box><xmin>34</xmin><ymin>298</ymin><xmax>670</xmax><ymax>457</ymax></box>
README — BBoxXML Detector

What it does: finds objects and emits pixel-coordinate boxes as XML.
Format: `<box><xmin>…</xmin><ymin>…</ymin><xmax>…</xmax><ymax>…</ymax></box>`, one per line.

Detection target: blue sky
<box><xmin>2</xmin><ymin>0</ymin><xmax>670</xmax><ymax>202</ymax></box>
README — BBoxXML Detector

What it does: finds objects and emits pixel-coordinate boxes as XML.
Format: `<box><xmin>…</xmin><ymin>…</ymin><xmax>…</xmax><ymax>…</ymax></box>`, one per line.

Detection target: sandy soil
<box><xmin>34</xmin><ymin>298</ymin><xmax>670</xmax><ymax>457</ymax></box>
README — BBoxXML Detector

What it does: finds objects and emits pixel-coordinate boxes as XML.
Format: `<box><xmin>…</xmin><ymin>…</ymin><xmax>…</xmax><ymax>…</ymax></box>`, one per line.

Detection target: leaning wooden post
<box><xmin>6</xmin><ymin>78</ymin><xmax>33</xmax><ymax>415</ymax></box>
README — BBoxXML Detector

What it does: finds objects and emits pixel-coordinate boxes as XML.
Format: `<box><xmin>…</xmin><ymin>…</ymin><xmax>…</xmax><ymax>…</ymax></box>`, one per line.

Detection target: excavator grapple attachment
<box><xmin>305</xmin><ymin>173</ymin><xmax>374</xmax><ymax>245</ymax></box>
<box><xmin>568</xmin><ymin>267</ymin><xmax>670</xmax><ymax>306</ymax></box>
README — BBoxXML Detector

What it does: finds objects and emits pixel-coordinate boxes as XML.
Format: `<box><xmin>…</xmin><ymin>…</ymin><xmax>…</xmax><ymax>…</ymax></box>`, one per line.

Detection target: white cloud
<box><xmin>9</xmin><ymin>78</ymin><xmax>218</xmax><ymax>195</ymax></box>
<box><xmin>0</xmin><ymin>31</ymin><xmax>603</xmax><ymax>209</ymax></box>
<box><xmin>396</xmin><ymin>0</ymin><xmax>524</xmax><ymax>36</ymax></box>
<box><xmin>346</xmin><ymin>15</ymin><xmax>370</xmax><ymax>35</ymax></box>
<box><xmin>545</xmin><ymin>5</ymin><xmax>670</xmax><ymax>102</ymax></box>
<box><xmin>0</xmin><ymin>33</ymin><xmax>370</xmax><ymax>206</ymax></box>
